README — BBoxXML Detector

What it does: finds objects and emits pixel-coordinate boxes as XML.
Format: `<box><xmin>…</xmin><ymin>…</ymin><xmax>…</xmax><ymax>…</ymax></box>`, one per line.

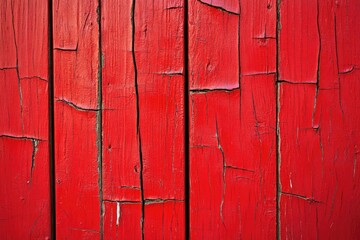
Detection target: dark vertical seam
<box><xmin>316</xmin><ymin>0</ymin><xmax>321</xmax><ymax>90</ymax></box>
<box><xmin>238</xmin><ymin>1</ymin><xmax>242</xmax><ymax>123</ymax></box>
<box><xmin>131</xmin><ymin>1</ymin><xmax>145</xmax><ymax>239</ymax></box>
<box><xmin>184</xmin><ymin>0</ymin><xmax>190</xmax><ymax>239</ymax></box>
<box><xmin>96</xmin><ymin>1</ymin><xmax>104</xmax><ymax>239</ymax></box>
<box><xmin>48</xmin><ymin>0</ymin><xmax>56</xmax><ymax>238</ymax></box>
<box><xmin>275</xmin><ymin>0</ymin><xmax>281</xmax><ymax>239</ymax></box>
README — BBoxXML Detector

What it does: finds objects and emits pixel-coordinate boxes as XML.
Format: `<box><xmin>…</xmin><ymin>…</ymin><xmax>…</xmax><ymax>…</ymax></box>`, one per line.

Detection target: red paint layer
<box><xmin>53</xmin><ymin>0</ymin><xmax>101</xmax><ymax>238</ymax></box>
<box><xmin>0</xmin><ymin>0</ymin><xmax>50</xmax><ymax>238</ymax></box>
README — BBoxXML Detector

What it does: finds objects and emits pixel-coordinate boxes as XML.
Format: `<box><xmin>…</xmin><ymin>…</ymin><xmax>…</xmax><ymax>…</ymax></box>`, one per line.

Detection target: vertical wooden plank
<box><xmin>101</xmin><ymin>0</ymin><xmax>140</xmax><ymax>204</ymax></box>
<box><xmin>136</xmin><ymin>1</ymin><xmax>185</xmax><ymax>236</ymax></box>
<box><xmin>0</xmin><ymin>0</ymin><xmax>51</xmax><ymax>238</ymax></box>
<box><xmin>101</xmin><ymin>0</ymin><xmax>142</xmax><ymax>237</ymax></box>
<box><xmin>240</xmin><ymin>0</ymin><xmax>276</xmax><ymax>75</ymax></box>
<box><xmin>53</xmin><ymin>0</ymin><xmax>101</xmax><ymax>238</ymax></box>
<box><xmin>279</xmin><ymin>0</ymin><xmax>360</xmax><ymax>238</ymax></box>
<box><xmin>189</xmin><ymin>0</ymin><xmax>239</xmax><ymax>90</ymax></box>
<box><xmin>278</xmin><ymin>0</ymin><xmax>319</xmax><ymax>83</ymax></box>
<box><xmin>189</xmin><ymin>0</ymin><xmax>276</xmax><ymax>238</ymax></box>
<box><xmin>101</xmin><ymin>0</ymin><xmax>185</xmax><ymax>238</ymax></box>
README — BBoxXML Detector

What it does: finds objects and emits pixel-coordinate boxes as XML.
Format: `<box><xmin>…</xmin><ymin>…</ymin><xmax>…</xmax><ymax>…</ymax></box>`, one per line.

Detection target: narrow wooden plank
<box><xmin>101</xmin><ymin>0</ymin><xmax>142</xmax><ymax>237</ymax></box>
<box><xmin>240</xmin><ymin>0</ymin><xmax>276</xmax><ymax>75</ymax></box>
<box><xmin>53</xmin><ymin>0</ymin><xmax>101</xmax><ymax>238</ymax></box>
<box><xmin>278</xmin><ymin>0</ymin><xmax>319</xmax><ymax>83</ymax></box>
<box><xmin>188</xmin><ymin>0</ymin><xmax>239</xmax><ymax>90</ymax></box>
<box><xmin>101</xmin><ymin>0</ymin><xmax>140</xmax><ymax>204</ymax></box>
<box><xmin>0</xmin><ymin>0</ymin><xmax>50</xmax><ymax>238</ymax></box>
<box><xmin>101</xmin><ymin>0</ymin><xmax>185</xmax><ymax>238</ymax></box>
<box><xmin>135</xmin><ymin>1</ymin><xmax>185</xmax><ymax>236</ymax></box>
<box><xmin>279</xmin><ymin>0</ymin><xmax>360</xmax><ymax>238</ymax></box>
<box><xmin>279</xmin><ymin>84</ymin><xmax>321</xmax><ymax>239</ymax></box>
<box><xmin>189</xmin><ymin>0</ymin><xmax>276</xmax><ymax>238</ymax></box>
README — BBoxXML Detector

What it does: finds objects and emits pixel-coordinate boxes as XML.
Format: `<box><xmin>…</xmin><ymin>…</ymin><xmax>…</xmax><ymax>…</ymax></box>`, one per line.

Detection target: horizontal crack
<box><xmin>56</xmin><ymin>99</ymin><xmax>100</xmax><ymax>112</ymax></box>
<box><xmin>277</xmin><ymin>80</ymin><xmax>317</xmax><ymax>85</ymax></box>
<box><xmin>21</xmin><ymin>76</ymin><xmax>48</xmax><ymax>82</ymax></box>
<box><xmin>0</xmin><ymin>134</ymin><xmax>44</xmax><ymax>141</ymax></box>
<box><xmin>144</xmin><ymin>198</ymin><xmax>184</xmax><ymax>204</ymax></box>
<box><xmin>190</xmin><ymin>87</ymin><xmax>240</xmax><ymax>94</ymax></box>
<box><xmin>225</xmin><ymin>165</ymin><xmax>255</xmax><ymax>173</ymax></box>
<box><xmin>103</xmin><ymin>198</ymin><xmax>183</xmax><ymax>205</ymax></box>
<box><xmin>241</xmin><ymin>72</ymin><xmax>276</xmax><ymax>77</ymax></box>
<box><xmin>0</xmin><ymin>67</ymin><xmax>17</xmax><ymax>71</ymax></box>
<box><xmin>165</xmin><ymin>6</ymin><xmax>183</xmax><ymax>10</ymax></box>
<box><xmin>281</xmin><ymin>191</ymin><xmax>322</xmax><ymax>204</ymax></box>
<box><xmin>54</xmin><ymin>42</ymin><xmax>78</xmax><ymax>52</ymax></box>
<box><xmin>154</xmin><ymin>71</ymin><xmax>183</xmax><ymax>76</ymax></box>
<box><xmin>197</xmin><ymin>0</ymin><xmax>239</xmax><ymax>15</ymax></box>
<box><xmin>103</xmin><ymin>199</ymin><xmax>142</xmax><ymax>204</ymax></box>
<box><xmin>338</xmin><ymin>65</ymin><xmax>360</xmax><ymax>75</ymax></box>
<box><xmin>118</xmin><ymin>185</ymin><xmax>141</xmax><ymax>190</ymax></box>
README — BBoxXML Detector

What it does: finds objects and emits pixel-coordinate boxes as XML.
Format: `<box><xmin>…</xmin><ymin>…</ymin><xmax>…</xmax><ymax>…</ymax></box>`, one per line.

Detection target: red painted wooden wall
<box><xmin>1</xmin><ymin>0</ymin><xmax>359</xmax><ymax>239</ymax></box>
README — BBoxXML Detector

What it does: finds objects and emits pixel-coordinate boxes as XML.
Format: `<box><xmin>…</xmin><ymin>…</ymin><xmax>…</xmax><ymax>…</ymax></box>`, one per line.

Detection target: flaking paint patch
<box><xmin>116</xmin><ymin>202</ymin><xmax>120</xmax><ymax>226</ymax></box>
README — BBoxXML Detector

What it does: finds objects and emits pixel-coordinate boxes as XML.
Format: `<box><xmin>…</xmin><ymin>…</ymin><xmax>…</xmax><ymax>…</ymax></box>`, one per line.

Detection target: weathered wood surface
<box><xmin>278</xmin><ymin>0</ymin><xmax>360</xmax><ymax>238</ymax></box>
<box><xmin>0</xmin><ymin>0</ymin><xmax>51</xmax><ymax>238</ymax></box>
<box><xmin>101</xmin><ymin>0</ymin><xmax>185</xmax><ymax>238</ymax></box>
<box><xmin>53</xmin><ymin>0</ymin><xmax>101</xmax><ymax>238</ymax></box>
<box><xmin>189</xmin><ymin>0</ymin><xmax>277</xmax><ymax>238</ymax></box>
<box><xmin>0</xmin><ymin>0</ymin><xmax>360</xmax><ymax>239</ymax></box>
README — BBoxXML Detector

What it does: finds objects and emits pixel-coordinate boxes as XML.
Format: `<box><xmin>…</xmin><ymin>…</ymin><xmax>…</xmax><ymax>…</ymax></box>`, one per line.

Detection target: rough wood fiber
<box><xmin>0</xmin><ymin>0</ymin><xmax>51</xmax><ymax>238</ymax></box>
<box><xmin>53</xmin><ymin>0</ymin><xmax>101</xmax><ymax>238</ymax></box>
<box><xmin>1</xmin><ymin>0</ymin><xmax>360</xmax><ymax>238</ymax></box>
<box><xmin>189</xmin><ymin>0</ymin><xmax>277</xmax><ymax>238</ymax></box>
<box><xmin>278</xmin><ymin>0</ymin><xmax>319</xmax><ymax>83</ymax></box>
<box><xmin>101</xmin><ymin>0</ymin><xmax>185</xmax><ymax>238</ymax></box>
<box><xmin>279</xmin><ymin>0</ymin><xmax>360</xmax><ymax>238</ymax></box>
<box><xmin>189</xmin><ymin>0</ymin><xmax>239</xmax><ymax>90</ymax></box>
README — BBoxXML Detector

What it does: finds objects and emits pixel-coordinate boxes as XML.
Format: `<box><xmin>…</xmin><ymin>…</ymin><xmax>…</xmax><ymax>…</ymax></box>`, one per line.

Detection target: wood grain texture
<box><xmin>103</xmin><ymin>201</ymin><xmax>142</xmax><ymax>239</ymax></box>
<box><xmin>279</xmin><ymin>0</ymin><xmax>360</xmax><ymax>238</ymax></box>
<box><xmin>240</xmin><ymin>0</ymin><xmax>276</xmax><ymax>75</ymax></box>
<box><xmin>1</xmin><ymin>0</ymin><xmax>360</xmax><ymax>238</ymax></box>
<box><xmin>101</xmin><ymin>0</ymin><xmax>185</xmax><ymax>238</ymax></box>
<box><xmin>278</xmin><ymin>0</ymin><xmax>319</xmax><ymax>83</ymax></box>
<box><xmin>134</xmin><ymin>0</ymin><xmax>187</xmax><ymax>234</ymax></box>
<box><xmin>53</xmin><ymin>0</ymin><xmax>101</xmax><ymax>238</ymax></box>
<box><xmin>189</xmin><ymin>0</ymin><xmax>239</xmax><ymax>90</ymax></box>
<box><xmin>0</xmin><ymin>0</ymin><xmax>51</xmax><ymax>238</ymax></box>
<box><xmin>189</xmin><ymin>0</ymin><xmax>276</xmax><ymax>238</ymax></box>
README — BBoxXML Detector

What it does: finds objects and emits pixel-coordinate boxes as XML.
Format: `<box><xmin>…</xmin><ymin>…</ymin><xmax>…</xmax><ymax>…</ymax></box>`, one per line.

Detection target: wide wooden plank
<box><xmin>189</xmin><ymin>0</ymin><xmax>276</xmax><ymax>238</ymax></box>
<box><xmin>101</xmin><ymin>0</ymin><xmax>185</xmax><ymax>238</ymax></box>
<box><xmin>279</xmin><ymin>0</ymin><xmax>360</xmax><ymax>238</ymax></box>
<box><xmin>53</xmin><ymin>0</ymin><xmax>101</xmax><ymax>238</ymax></box>
<box><xmin>0</xmin><ymin>0</ymin><xmax>51</xmax><ymax>238</ymax></box>
<box><xmin>190</xmin><ymin>75</ymin><xmax>276</xmax><ymax>239</ymax></box>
